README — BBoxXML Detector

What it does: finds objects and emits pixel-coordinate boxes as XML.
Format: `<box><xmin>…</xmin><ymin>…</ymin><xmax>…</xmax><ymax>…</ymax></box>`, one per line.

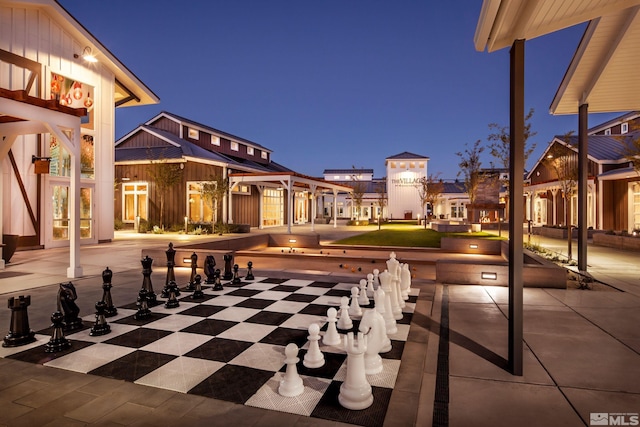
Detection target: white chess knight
<box><xmin>338</xmin><ymin>332</ymin><xmax>373</xmax><ymax>410</ymax></box>
<box><xmin>359</xmin><ymin>308</ymin><xmax>389</xmax><ymax>374</ymax></box>
<box><xmin>279</xmin><ymin>343</ymin><xmax>304</xmax><ymax>397</ymax></box>
<box><xmin>380</xmin><ymin>268</ymin><xmax>403</xmax><ymax>320</ymax></box>
<box><xmin>374</xmin><ymin>286</ymin><xmax>397</xmax><ymax>335</ymax></box>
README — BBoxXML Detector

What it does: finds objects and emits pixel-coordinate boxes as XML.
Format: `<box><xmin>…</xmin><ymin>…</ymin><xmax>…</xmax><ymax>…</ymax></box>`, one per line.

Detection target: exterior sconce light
<box><xmin>74</xmin><ymin>46</ymin><xmax>98</xmax><ymax>63</ymax></box>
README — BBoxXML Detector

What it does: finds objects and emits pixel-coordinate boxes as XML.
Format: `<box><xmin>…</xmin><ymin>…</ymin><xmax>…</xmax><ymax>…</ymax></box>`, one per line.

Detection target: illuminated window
<box><xmin>123</xmin><ymin>183</ymin><xmax>148</xmax><ymax>223</ymax></box>
<box><xmin>247</xmin><ymin>146</ymin><xmax>254</xmax><ymax>155</ymax></box>
<box><xmin>410</xmin><ymin>162</ymin><xmax>415</xmax><ymax>168</ymax></box>
<box><xmin>604</xmin><ymin>129</ymin><xmax>611</xmax><ymax>136</ymax></box>
<box><xmin>261</xmin><ymin>151</ymin><xmax>268</xmax><ymax>159</ymax></box>
<box><xmin>211</xmin><ymin>135</ymin><xmax>220</xmax><ymax>146</ymax></box>
<box><xmin>419</xmin><ymin>162</ymin><xmax>425</xmax><ymax>168</ymax></box>
<box><xmin>621</xmin><ymin>122</ymin><xmax>629</xmax><ymax>134</ymax></box>
<box><xmin>390</xmin><ymin>162</ymin><xmax>396</xmax><ymax>168</ymax></box>
<box><xmin>188</xmin><ymin>128</ymin><xmax>199</xmax><ymax>139</ymax></box>
<box><xmin>231</xmin><ymin>141</ymin><xmax>239</xmax><ymax>151</ymax></box>
<box><xmin>187</xmin><ymin>182</ymin><xmax>213</xmax><ymax>222</ymax></box>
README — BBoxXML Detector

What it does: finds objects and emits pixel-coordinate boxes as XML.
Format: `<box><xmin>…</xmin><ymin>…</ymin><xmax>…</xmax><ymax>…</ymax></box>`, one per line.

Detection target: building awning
<box><xmin>598</xmin><ymin>166</ymin><xmax>639</xmax><ymax>180</ymax></box>
<box><xmin>229</xmin><ymin>172</ymin><xmax>353</xmax><ymax>194</ymax></box>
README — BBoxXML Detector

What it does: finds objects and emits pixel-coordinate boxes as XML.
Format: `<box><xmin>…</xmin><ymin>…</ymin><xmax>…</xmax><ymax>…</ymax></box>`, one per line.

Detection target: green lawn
<box><xmin>334</xmin><ymin>224</ymin><xmax>502</xmax><ymax>248</ymax></box>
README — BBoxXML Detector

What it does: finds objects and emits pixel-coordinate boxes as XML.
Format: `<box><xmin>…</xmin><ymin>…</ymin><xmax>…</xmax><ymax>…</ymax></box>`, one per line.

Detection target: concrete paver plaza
<box><xmin>0</xmin><ymin>224</ymin><xmax>638</xmax><ymax>426</ymax></box>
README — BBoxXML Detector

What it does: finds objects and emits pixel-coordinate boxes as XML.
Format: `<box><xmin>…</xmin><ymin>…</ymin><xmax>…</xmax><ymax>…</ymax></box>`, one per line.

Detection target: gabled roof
<box><xmin>442</xmin><ymin>181</ymin><xmax>466</xmax><ymax>194</ymax></box>
<box><xmin>323</xmin><ymin>169</ymin><xmax>374</xmax><ymax>175</ymax></box>
<box><xmin>587</xmin><ymin>111</ymin><xmax>640</xmax><ymax>134</ymax></box>
<box><xmin>115</xmin><ymin>125</ymin><xmax>291</xmax><ymax>174</ymax></box>
<box><xmin>148</xmin><ymin>111</ymin><xmax>272</xmax><ymax>152</ymax></box>
<box><xmin>385</xmin><ymin>151</ymin><xmax>429</xmax><ymax>161</ymax></box>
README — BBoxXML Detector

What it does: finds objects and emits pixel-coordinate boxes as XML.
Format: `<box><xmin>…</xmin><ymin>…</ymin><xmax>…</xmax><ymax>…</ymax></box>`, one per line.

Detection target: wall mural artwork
<box><xmin>50</xmin><ymin>72</ymin><xmax>94</xmax><ymax>129</ymax></box>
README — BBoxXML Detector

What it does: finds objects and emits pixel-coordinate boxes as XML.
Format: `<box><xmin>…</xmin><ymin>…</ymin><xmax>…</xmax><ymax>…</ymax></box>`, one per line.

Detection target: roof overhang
<box><xmin>474</xmin><ymin>0</ymin><xmax>640</xmax><ymax>53</ymax></box>
<box><xmin>550</xmin><ymin>5</ymin><xmax>640</xmax><ymax>114</ymax></box>
<box><xmin>229</xmin><ymin>172</ymin><xmax>354</xmax><ymax>194</ymax></box>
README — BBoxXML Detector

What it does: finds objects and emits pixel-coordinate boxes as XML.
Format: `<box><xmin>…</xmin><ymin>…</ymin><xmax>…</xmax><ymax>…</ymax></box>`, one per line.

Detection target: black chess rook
<box><xmin>3</xmin><ymin>295</ymin><xmax>36</xmax><ymax>347</ymax></box>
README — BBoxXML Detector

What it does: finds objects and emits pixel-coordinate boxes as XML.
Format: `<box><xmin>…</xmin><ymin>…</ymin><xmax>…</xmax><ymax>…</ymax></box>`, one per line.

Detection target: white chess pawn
<box><xmin>349</xmin><ymin>287</ymin><xmax>362</xmax><ymax>317</ymax></box>
<box><xmin>304</xmin><ymin>323</ymin><xmax>325</xmax><ymax>368</ymax></box>
<box><xmin>279</xmin><ymin>343</ymin><xmax>304</xmax><ymax>397</ymax></box>
<box><xmin>358</xmin><ymin>279</ymin><xmax>370</xmax><ymax>306</ymax></box>
<box><xmin>373</xmin><ymin>269</ymin><xmax>380</xmax><ymax>287</ymax></box>
<box><xmin>323</xmin><ymin>307</ymin><xmax>341</xmax><ymax>346</ymax></box>
<box><xmin>337</xmin><ymin>296</ymin><xmax>353</xmax><ymax>330</ymax></box>
<box><xmin>366</xmin><ymin>273</ymin><xmax>375</xmax><ymax>296</ymax></box>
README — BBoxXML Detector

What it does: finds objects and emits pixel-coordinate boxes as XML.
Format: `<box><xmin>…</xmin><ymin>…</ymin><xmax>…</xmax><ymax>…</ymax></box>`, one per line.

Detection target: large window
<box><xmin>123</xmin><ymin>183</ymin><xmax>148</xmax><ymax>222</ymax></box>
<box><xmin>263</xmin><ymin>188</ymin><xmax>283</xmax><ymax>227</ymax></box>
<box><xmin>632</xmin><ymin>182</ymin><xmax>640</xmax><ymax>231</ymax></box>
<box><xmin>187</xmin><ymin>182</ymin><xmax>214</xmax><ymax>222</ymax></box>
<box><xmin>52</xmin><ymin>186</ymin><xmax>92</xmax><ymax>240</ymax></box>
<box><xmin>49</xmin><ymin>135</ymin><xmax>94</xmax><ymax>179</ymax></box>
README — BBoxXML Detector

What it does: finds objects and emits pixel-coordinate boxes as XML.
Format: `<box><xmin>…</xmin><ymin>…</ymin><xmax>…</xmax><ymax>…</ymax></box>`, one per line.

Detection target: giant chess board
<box><xmin>1</xmin><ymin>275</ymin><xmax>418</xmax><ymax>427</ymax></box>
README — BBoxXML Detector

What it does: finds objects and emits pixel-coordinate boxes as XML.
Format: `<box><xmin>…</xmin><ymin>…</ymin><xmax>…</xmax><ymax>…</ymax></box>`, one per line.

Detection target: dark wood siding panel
<box><xmin>231</xmin><ymin>189</ymin><xmax>260</xmax><ymax>227</ymax></box>
<box><xmin>149</xmin><ymin>117</ymin><xmax>180</xmax><ymax>136</ymax></box>
<box><xmin>613</xmin><ymin>180</ymin><xmax>628</xmax><ymax>231</ymax></box>
<box><xmin>119</xmin><ymin>131</ymin><xmax>171</xmax><ymax>149</ymax></box>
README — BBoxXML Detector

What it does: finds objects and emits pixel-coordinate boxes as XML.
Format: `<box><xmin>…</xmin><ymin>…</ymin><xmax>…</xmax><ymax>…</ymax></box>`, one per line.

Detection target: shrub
<box><xmin>114</xmin><ymin>218</ymin><xmax>124</xmax><ymax>230</ymax></box>
<box><xmin>138</xmin><ymin>218</ymin><xmax>148</xmax><ymax>233</ymax></box>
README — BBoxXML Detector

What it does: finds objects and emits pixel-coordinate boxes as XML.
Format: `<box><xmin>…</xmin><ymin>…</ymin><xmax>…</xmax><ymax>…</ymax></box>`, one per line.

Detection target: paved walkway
<box><xmin>0</xmin><ymin>224</ymin><xmax>638</xmax><ymax>426</ymax></box>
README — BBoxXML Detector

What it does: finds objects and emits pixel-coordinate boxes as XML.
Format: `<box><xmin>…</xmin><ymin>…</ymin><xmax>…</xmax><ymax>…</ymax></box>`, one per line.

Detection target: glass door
<box><xmin>50</xmin><ymin>184</ymin><xmax>94</xmax><ymax>245</ymax></box>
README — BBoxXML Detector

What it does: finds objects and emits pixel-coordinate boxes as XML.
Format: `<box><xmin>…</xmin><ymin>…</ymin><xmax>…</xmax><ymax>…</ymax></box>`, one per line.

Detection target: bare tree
<box><xmin>456</xmin><ymin>140</ymin><xmax>485</xmax><ymax>222</ymax></box>
<box><xmin>617</xmin><ymin>126</ymin><xmax>640</xmax><ymax>174</ymax></box>
<box><xmin>416</xmin><ymin>173</ymin><xmax>444</xmax><ymax>223</ymax></box>
<box><xmin>545</xmin><ymin>132</ymin><xmax>578</xmax><ymax>260</ymax></box>
<box><xmin>349</xmin><ymin>167</ymin><xmax>365</xmax><ymax>220</ymax></box>
<box><xmin>375</xmin><ymin>178</ymin><xmax>387</xmax><ymax>219</ymax></box>
<box><xmin>146</xmin><ymin>150</ymin><xmax>183</xmax><ymax>228</ymax></box>
<box><xmin>200</xmin><ymin>174</ymin><xmax>230</xmax><ymax>225</ymax></box>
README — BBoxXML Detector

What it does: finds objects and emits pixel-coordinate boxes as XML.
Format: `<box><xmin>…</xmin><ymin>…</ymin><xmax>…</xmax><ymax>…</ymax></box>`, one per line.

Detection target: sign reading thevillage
<box><xmin>392</xmin><ymin>177</ymin><xmax>422</xmax><ymax>187</ymax></box>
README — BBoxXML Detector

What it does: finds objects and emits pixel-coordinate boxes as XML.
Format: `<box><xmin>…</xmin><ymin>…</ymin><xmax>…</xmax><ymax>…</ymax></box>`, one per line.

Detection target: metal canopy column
<box><xmin>333</xmin><ymin>190</ymin><xmax>338</xmax><ymax>228</ymax></box>
<box><xmin>578</xmin><ymin>104</ymin><xmax>588</xmax><ymax>272</ymax></box>
<box><xmin>309</xmin><ymin>184</ymin><xmax>317</xmax><ymax>232</ymax></box>
<box><xmin>508</xmin><ymin>39</ymin><xmax>525</xmax><ymax>376</ymax></box>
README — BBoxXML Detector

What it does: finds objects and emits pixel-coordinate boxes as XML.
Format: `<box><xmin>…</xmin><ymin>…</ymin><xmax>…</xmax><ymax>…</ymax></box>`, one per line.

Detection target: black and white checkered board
<box><xmin>2</xmin><ymin>276</ymin><xmax>418</xmax><ymax>427</ymax></box>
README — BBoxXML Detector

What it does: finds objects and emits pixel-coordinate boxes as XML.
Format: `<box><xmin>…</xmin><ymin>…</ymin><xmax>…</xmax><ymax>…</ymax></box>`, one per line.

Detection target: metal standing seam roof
<box><xmin>562</xmin><ymin>131</ymin><xmax>639</xmax><ymax>162</ymax></box>
<box><xmin>385</xmin><ymin>151</ymin><xmax>430</xmax><ymax>160</ymax></box>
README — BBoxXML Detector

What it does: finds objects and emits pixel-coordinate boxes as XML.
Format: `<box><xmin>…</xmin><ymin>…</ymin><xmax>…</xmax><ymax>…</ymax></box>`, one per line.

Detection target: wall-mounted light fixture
<box><xmin>481</xmin><ymin>272</ymin><xmax>497</xmax><ymax>280</ymax></box>
<box><xmin>74</xmin><ymin>46</ymin><xmax>98</xmax><ymax>63</ymax></box>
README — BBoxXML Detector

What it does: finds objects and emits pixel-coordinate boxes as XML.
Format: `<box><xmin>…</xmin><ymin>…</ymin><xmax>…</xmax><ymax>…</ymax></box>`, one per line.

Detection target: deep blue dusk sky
<box><xmin>60</xmin><ymin>0</ymin><xmax>619</xmax><ymax>179</ymax></box>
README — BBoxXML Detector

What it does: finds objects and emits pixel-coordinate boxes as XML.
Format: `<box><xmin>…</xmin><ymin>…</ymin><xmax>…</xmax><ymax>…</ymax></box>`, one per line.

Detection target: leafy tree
<box><xmin>146</xmin><ymin>151</ymin><xmax>183</xmax><ymax>228</ymax></box>
<box><xmin>200</xmin><ymin>174</ymin><xmax>230</xmax><ymax>225</ymax></box>
<box><xmin>618</xmin><ymin>125</ymin><xmax>640</xmax><ymax>174</ymax></box>
<box><xmin>456</xmin><ymin>140</ymin><xmax>485</xmax><ymax>222</ymax></box>
<box><xmin>544</xmin><ymin>132</ymin><xmax>578</xmax><ymax>260</ymax></box>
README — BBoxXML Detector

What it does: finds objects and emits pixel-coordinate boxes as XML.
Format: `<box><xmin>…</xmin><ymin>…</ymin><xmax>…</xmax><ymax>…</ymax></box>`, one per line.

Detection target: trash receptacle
<box><xmin>2</xmin><ymin>234</ymin><xmax>19</xmax><ymax>263</ymax></box>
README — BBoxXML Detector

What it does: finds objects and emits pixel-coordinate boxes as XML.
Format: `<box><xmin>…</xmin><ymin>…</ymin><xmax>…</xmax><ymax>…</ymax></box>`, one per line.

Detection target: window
<box><xmin>188</xmin><ymin>128</ymin><xmax>199</xmax><ymax>139</ymax></box>
<box><xmin>247</xmin><ymin>146</ymin><xmax>254</xmax><ymax>155</ymax></box>
<box><xmin>211</xmin><ymin>135</ymin><xmax>220</xmax><ymax>146</ymax></box>
<box><xmin>80</xmin><ymin>135</ymin><xmax>95</xmax><ymax>179</ymax></box>
<box><xmin>123</xmin><ymin>183</ymin><xmax>148</xmax><ymax>223</ymax></box>
<box><xmin>231</xmin><ymin>141</ymin><xmax>239</xmax><ymax>151</ymax></box>
<box><xmin>261</xmin><ymin>151</ymin><xmax>268</xmax><ymax>159</ymax></box>
<box><xmin>621</xmin><ymin>122</ymin><xmax>629</xmax><ymax>134</ymax></box>
<box><xmin>604</xmin><ymin>128</ymin><xmax>611</xmax><ymax>136</ymax></box>
<box><xmin>410</xmin><ymin>162</ymin><xmax>415</xmax><ymax>169</ymax></box>
<box><xmin>187</xmin><ymin>182</ymin><xmax>214</xmax><ymax>222</ymax></box>
<box><xmin>632</xmin><ymin>182</ymin><xmax>640</xmax><ymax>231</ymax></box>
<box><xmin>232</xmin><ymin>184</ymin><xmax>251</xmax><ymax>195</ymax></box>
<box><xmin>390</xmin><ymin>162</ymin><xmax>396</xmax><ymax>168</ymax></box>
<box><xmin>263</xmin><ymin>188</ymin><xmax>284</xmax><ymax>226</ymax></box>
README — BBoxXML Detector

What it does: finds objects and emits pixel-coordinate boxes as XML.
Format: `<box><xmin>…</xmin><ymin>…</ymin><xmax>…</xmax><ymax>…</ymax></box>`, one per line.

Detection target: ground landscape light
<box><xmin>469</xmin><ymin>244</ymin><xmax>479</xmax><ymax>249</ymax></box>
<box><xmin>481</xmin><ymin>272</ymin><xmax>498</xmax><ymax>280</ymax></box>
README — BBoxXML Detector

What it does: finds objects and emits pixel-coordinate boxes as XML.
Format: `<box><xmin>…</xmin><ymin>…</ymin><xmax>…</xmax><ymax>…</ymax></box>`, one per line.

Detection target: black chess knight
<box><xmin>204</xmin><ymin>255</ymin><xmax>216</xmax><ymax>285</ymax></box>
<box><xmin>58</xmin><ymin>282</ymin><xmax>83</xmax><ymax>332</ymax></box>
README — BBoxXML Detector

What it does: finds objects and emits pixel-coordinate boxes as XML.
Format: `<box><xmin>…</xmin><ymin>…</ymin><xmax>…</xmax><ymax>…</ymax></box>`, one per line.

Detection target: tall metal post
<box><xmin>578</xmin><ymin>104</ymin><xmax>589</xmax><ymax>272</ymax></box>
<box><xmin>508</xmin><ymin>39</ymin><xmax>525</xmax><ymax>376</ymax></box>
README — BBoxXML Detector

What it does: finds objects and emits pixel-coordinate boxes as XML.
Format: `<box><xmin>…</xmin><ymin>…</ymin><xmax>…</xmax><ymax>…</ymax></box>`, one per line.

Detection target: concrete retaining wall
<box><xmin>440</xmin><ymin>237</ymin><xmax>502</xmax><ymax>255</ymax></box>
<box><xmin>593</xmin><ymin>233</ymin><xmax>640</xmax><ymax>251</ymax></box>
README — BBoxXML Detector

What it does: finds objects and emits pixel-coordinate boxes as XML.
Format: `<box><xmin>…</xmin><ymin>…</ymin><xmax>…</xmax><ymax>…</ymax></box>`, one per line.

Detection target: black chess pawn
<box><xmin>213</xmin><ymin>269</ymin><xmax>224</xmax><ymax>291</ymax></box>
<box><xmin>140</xmin><ymin>256</ymin><xmax>158</xmax><ymax>305</ymax></box>
<box><xmin>101</xmin><ymin>267</ymin><xmax>117</xmax><ymax>317</ymax></box>
<box><xmin>232</xmin><ymin>264</ymin><xmax>241</xmax><ymax>284</ymax></box>
<box><xmin>165</xmin><ymin>281</ymin><xmax>180</xmax><ymax>309</ymax></box>
<box><xmin>204</xmin><ymin>255</ymin><xmax>216</xmax><ymax>285</ymax></box>
<box><xmin>245</xmin><ymin>261</ymin><xmax>255</xmax><ymax>281</ymax></box>
<box><xmin>90</xmin><ymin>300</ymin><xmax>111</xmax><ymax>336</ymax></box>
<box><xmin>134</xmin><ymin>289</ymin><xmax>151</xmax><ymax>320</ymax></box>
<box><xmin>223</xmin><ymin>253</ymin><xmax>233</xmax><ymax>280</ymax></box>
<box><xmin>3</xmin><ymin>295</ymin><xmax>36</xmax><ymax>348</ymax></box>
<box><xmin>45</xmin><ymin>311</ymin><xmax>71</xmax><ymax>353</ymax></box>
<box><xmin>185</xmin><ymin>252</ymin><xmax>198</xmax><ymax>291</ymax></box>
<box><xmin>191</xmin><ymin>274</ymin><xmax>204</xmax><ymax>299</ymax></box>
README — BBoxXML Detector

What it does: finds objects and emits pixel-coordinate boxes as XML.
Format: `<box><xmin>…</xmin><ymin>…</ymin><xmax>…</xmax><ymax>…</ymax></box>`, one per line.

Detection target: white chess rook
<box><xmin>338</xmin><ymin>332</ymin><xmax>373</xmax><ymax>410</ymax></box>
<box><xmin>279</xmin><ymin>343</ymin><xmax>304</xmax><ymax>397</ymax></box>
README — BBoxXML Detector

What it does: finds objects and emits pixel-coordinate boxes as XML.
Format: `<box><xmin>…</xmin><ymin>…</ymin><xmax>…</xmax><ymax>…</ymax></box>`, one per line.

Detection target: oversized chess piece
<box><xmin>222</xmin><ymin>254</ymin><xmax>233</xmax><ymax>280</ymax></box>
<box><xmin>375</xmin><ymin>286</ymin><xmax>397</xmax><ymax>335</ymax></box>
<box><xmin>204</xmin><ymin>255</ymin><xmax>216</xmax><ymax>285</ymax></box>
<box><xmin>185</xmin><ymin>252</ymin><xmax>198</xmax><ymax>291</ymax></box>
<box><xmin>140</xmin><ymin>256</ymin><xmax>158</xmax><ymax>305</ymax></box>
<box><xmin>358</xmin><ymin>279</ymin><xmax>370</xmax><ymax>306</ymax></box>
<box><xmin>303</xmin><ymin>323</ymin><xmax>325</xmax><ymax>368</ymax></box>
<box><xmin>400</xmin><ymin>263</ymin><xmax>412</xmax><ymax>300</ymax></box>
<box><xmin>58</xmin><ymin>282</ymin><xmax>83</xmax><ymax>332</ymax></box>
<box><xmin>134</xmin><ymin>289</ymin><xmax>151</xmax><ymax>320</ymax></box>
<box><xmin>191</xmin><ymin>274</ymin><xmax>204</xmax><ymax>299</ymax></box>
<box><xmin>323</xmin><ymin>307</ymin><xmax>341</xmax><ymax>346</ymax></box>
<box><xmin>279</xmin><ymin>343</ymin><xmax>304</xmax><ymax>397</ymax></box>
<box><xmin>359</xmin><ymin>309</ymin><xmax>388</xmax><ymax>374</ymax></box>
<box><xmin>90</xmin><ymin>300</ymin><xmax>111</xmax><ymax>336</ymax></box>
<box><xmin>3</xmin><ymin>295</ymin><xmax>36</xmax><ymax>347</ymax></box>
<box><xmin>213</xmin><ymin>269</ymin><xmax>224</xmax><ymax>291</ymax></box>
<box><xmin>337</xmin><ymin>296</ymin><xmax>353</xmax><ymax>330</ymax></box>
<box><xmin>162</xmin><ymin>243</ymin><xmax>177</xmax><ymax>297</ymax></box>
<box><xmin>373</xmin><ymin>269</ymin><xmax>380</xmax><ymax>288</ymax></box>
<box><xmin>44</xmin><ymin>310</ymin><xmax>71</xmax><ymax>353</ymax></box>
<box><xmin>165</xmin><ymin>281</ymin><xmax>180</xmax><ymax>308</ymax></box>
<box><xmin>381</xmin><ymin>267</ymin><xmax>402</xmax><ymax>320</ymax></box>
<box><xmin>245</xmin><ymin>261</ymin><xmax>255</xmax><ymax>281</ymax></box>
<box><xmin>101</xmin><ymin>267</ymin><xmax>117</xmax><ymax>317</ymax></box>
<box><xmin>232</xmin><ymin>264</ymin><xmax>242</xmax><ymax>284</ymax></box>
<box><xmin>348</xmin><ymin>287</ymin><xmax>362</xmax><ymax>317</ymax></box>
<box><xmin>366</xmin><ymin>273</ymin><xmax>375</xmax><ymax>296</ymax></box>
<box><xmin>338</xmin><ymin>332</ymin><xmax>373</xmax><ymax>410</ymax></box>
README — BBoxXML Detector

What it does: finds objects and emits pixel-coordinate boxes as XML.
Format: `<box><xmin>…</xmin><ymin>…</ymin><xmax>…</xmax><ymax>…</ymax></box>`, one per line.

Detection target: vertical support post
<box><xmin>309</xmin><ymin>184</ymin><xmax>317</xmax><ymax>232</ymax></box>
<box><xmin>508</xmin><ymin>39</ymin><xmax>524</xmax><ymax>376</ymax></box>
<box><xmin>287</xmin><ymin>180</ymin><xmax>293</xmax><ymax>234</ymax></box>
<box><xmin>67</xmin><ymin>127</ymin><xmax>83</xmax><ymax>278</ymax></box>
<box><xmin>257</xmin><ymin>185</ymin><xmax>264</xmax><ymax>230</ymax></box>
<box><xmin>578</xmin><ymin>104</ymin><xmax>588</xmax><ymax>272</ymax></box>
<box><xmin>333</xmin><ymin>190</ymin><xmax>338</xmax><ymax>228</ymax></box>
